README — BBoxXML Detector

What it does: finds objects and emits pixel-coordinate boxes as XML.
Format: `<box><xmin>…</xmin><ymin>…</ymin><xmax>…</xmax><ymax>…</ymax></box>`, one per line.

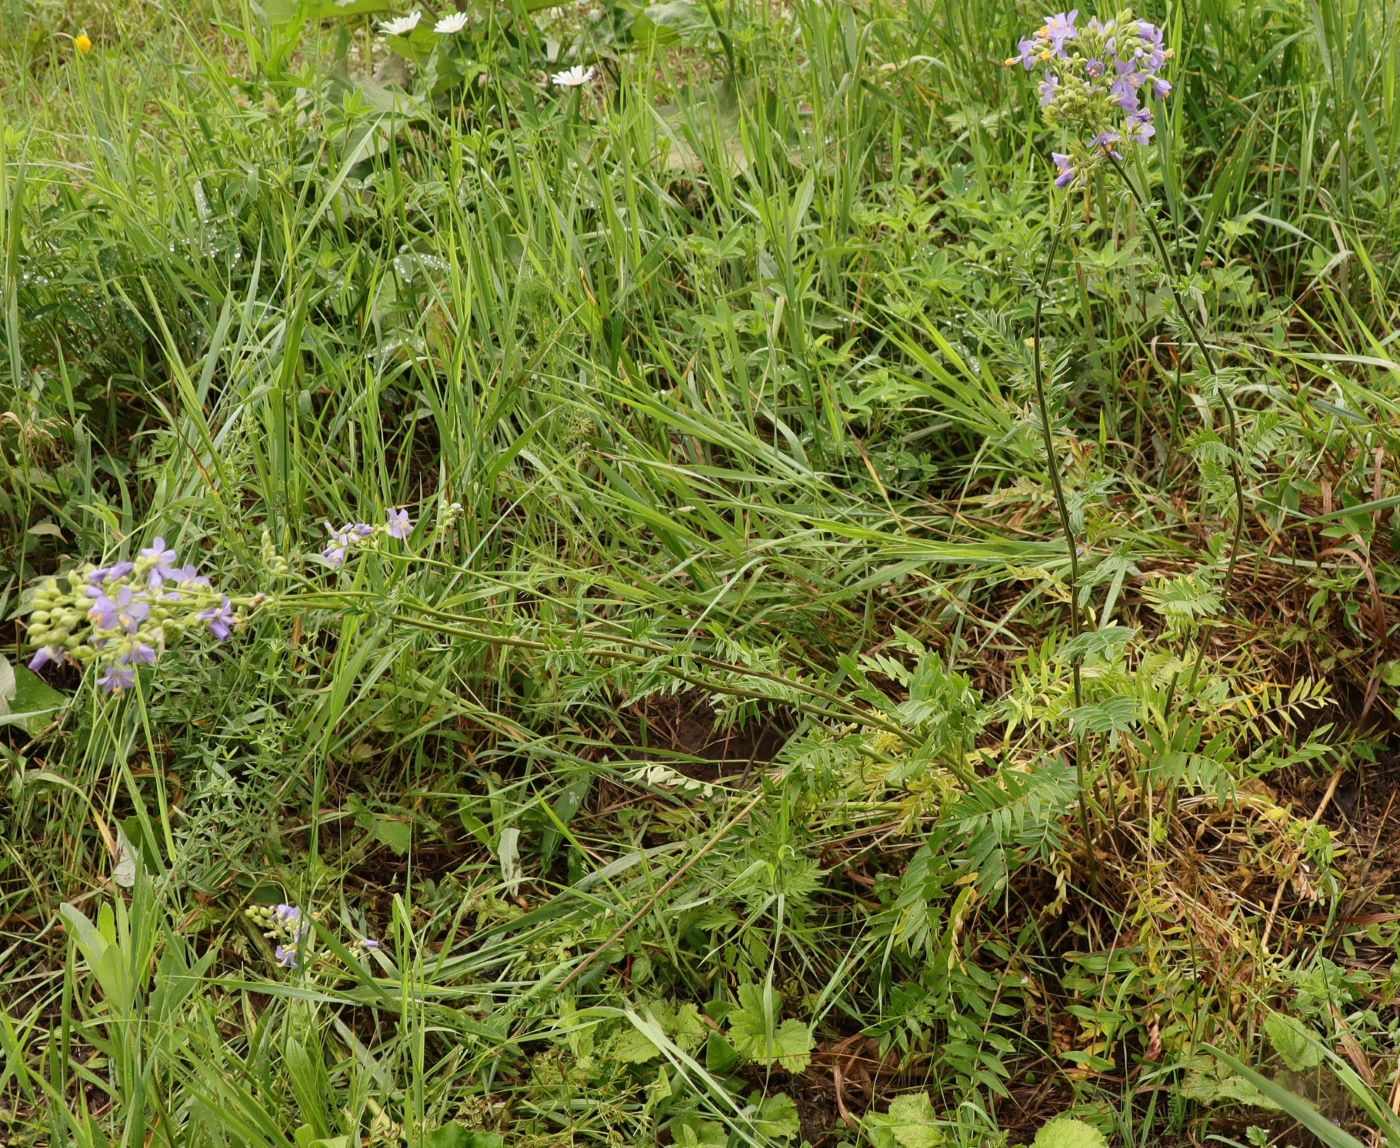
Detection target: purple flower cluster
<box><xmin>24</xmin><ymin>536</ymin><xmax>242</xmax><ymax>693</ymax></box>
<box><xmin>1009</xmin><ymin>10</ymin><xmax>1173</xmax><ymax>187</ymax></box>
<box><xmin>322</xmin><ymin>508</ymin><xmax>413</xmax><ymax>567</ymax></box>
<box><xmin>272</xmin><ymin>904</ymin><xmax>312</xmax><ymax>967</ymax></box>
<box><xmin>246</xmin><ymin>902</ymin><xmax>314</xmax><ymax>969</ymax></box>
<box><xmin>246</xmin><ymin>901</ymin><xmax>383</xmax><ymax>973</ymax></box>
<box><xmin>323</xmin><ymin>522</ymin><xmax>373</xmax><ymax>567</ymax></box>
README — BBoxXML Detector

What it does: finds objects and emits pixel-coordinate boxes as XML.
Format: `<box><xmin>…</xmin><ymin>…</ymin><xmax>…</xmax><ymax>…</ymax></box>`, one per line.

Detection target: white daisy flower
<box><xmin>434</xmin><ymin>10</ymin><xmax>469</xmax><ymax>33</ymax></box>
<box><xmin>549</xmin><ymin>64</ymin><xmax>596</xmax><ymax>88</ymax></box>
<box><xmin>379</xmin><ymin>11</ymin><xmax>422</xmax><ymax>34</ymax></box>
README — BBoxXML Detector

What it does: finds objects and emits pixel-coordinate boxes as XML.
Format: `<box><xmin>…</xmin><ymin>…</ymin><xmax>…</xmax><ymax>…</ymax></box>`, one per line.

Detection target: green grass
<box><xmin>3</xmin><ymin>0</ymin><xmax>1399</xmax><ymax>1145</ymax></box>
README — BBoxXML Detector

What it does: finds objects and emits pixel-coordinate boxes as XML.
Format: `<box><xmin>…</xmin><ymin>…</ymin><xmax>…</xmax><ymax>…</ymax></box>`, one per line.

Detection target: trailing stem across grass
<box><xmin>3</xmin><ymin>1</ymin><xmax>1398</xmax><ymax>1145</ymax></box>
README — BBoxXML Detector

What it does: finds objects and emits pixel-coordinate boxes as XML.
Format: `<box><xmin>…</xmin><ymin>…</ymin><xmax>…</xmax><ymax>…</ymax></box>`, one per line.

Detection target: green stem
<box><xmin>1109</xmin><ymin>156</ymin><xmax>1248</xmax><ymax>692</ymax></box>
<box><xmin>1032</xmin><ymin>194</ymin><xmax>1096</xmax><ymax>874</ymax></box>
<box><xmin>276</xmin><ymin>591</ymin><xmax>975</xmax><ymax>772</ymax></box>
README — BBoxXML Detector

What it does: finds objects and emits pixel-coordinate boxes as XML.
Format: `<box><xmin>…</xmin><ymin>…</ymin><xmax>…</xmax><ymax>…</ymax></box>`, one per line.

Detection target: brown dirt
<box><xmin>618</xmin><ymin>690</ymin><xmax>793</xmax><ymax>783</ymax></box>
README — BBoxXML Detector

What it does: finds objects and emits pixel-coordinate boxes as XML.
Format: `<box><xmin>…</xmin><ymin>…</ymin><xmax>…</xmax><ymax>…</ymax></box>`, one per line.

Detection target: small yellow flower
<box><xmin>74</xmin><ymin>32</ymin><xmax>92</xmax><ymax>53</ymax></box>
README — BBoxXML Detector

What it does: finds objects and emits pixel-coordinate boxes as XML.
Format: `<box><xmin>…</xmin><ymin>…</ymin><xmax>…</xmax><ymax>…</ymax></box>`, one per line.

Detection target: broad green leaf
<box><xmin>371</xmin><ymin>817</ymin><xmax>413</xmax><ymax>855</ymax></box>
<box><xmin>1263</xmin><ymin>1011</ymin><xmax>1325</xmax><ymax>1071</ymax></box>
<box><xmin>671</xmin><ymin>1118</ymin><xmax>728</xmax><ymax>1147</ymax></box>
<box><xmin>1205</xmin><ymin>1045</ymin><xmax>1366</xmax><ymax>1148</ymax></box>
<box><xmin>863</xmin><ymin>1092</ymin><xmax>944</xmax><ymax>1148</ymax></box>
<box><xmin>727</xmin><ymin>983</ymin><xmax>813</xmax><ymax>1073</ymax></box>
<box><xmin>752</xmin><ymin>1093</ymin><xmax>801</xmax><ymax>1141</ymax></box>
<box><xmin>633</xmin><ymin>0</ymin><xmax>707</xmax><ymax>45</ymax></box>
<box><xmin>1033</xmin><ymin>1116</ymin><xmax>1109</xmax><ymax>1148</ymax></box>
<box><xmin>60</xmin><ymin>902</ymin><xmax>132</xmax><ymax>1011</ymax></box>
<box><xmin>704</xmin><ymin>1029</ymin><xmax>740</xmax><ymax>1074</ymax></box>
<box><xmin>614</xmin><ymin>1001</ymin><xmax>706</xmax><ymax>1062</ymax></box>
<box><xmin>1179</xmin><ymin>1067</ymin><xmax>1278</xmax><ymax>1110</ymax></box>
<box><xmin>0</xmin><ymin>662</ymin><xmax>65</xmax><ymax>733</ymax></box>
<box><xmin>613</xmin><ymin>1027</ymin><xmax>665</xmax><ymax>1064</ymax></box>
<box><xmin>422</xmin><ymin>1127</ymin><xmax>503</xmax><ymax>1148</ymax></box>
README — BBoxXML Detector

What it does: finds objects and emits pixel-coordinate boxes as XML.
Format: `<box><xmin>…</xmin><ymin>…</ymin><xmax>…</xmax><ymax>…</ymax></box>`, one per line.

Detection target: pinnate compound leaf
<box><xmin>1058</xmin><ymin>625</ymin><xmax>1138</xmax><ymax>665</ymax></box>
<box><xmin>1065</xmin><ymin>695</ymin><xmax>1140</xmax><ymax>736</ymax></box>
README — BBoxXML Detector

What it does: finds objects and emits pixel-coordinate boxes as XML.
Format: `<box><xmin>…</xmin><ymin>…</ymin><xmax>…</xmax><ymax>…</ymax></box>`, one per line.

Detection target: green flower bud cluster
<box><xmin>245</xmin><ymin>902</ymin><xmax>384</xmax><ymax>972</ymax></box>
<box><xmin>246</xmin><ymin>902</ymin><xmax>314</xmax><ymax>968</ymax></box>
<box><xmin>24</xmin><ymin>537</ymin><xmax>239</xmax><ymax>692</ymax></box>
<box><xmin>260</xmin><ymin>529</ymin><xmax>291</xmax><ymax>577</ymax></box>
<box><xmin>436</xmin><ymin>495</ymin><xmax>465</xmax><ymax>537</ymax></box>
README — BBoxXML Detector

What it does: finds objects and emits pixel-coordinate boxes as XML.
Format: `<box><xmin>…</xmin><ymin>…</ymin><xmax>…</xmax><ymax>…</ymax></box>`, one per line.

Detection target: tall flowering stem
<box><xmin>1011</xmin><ymin>8</ymin><xmax>1183</xmax><ymax>869</ymax></box>
<box><xmin>1031</xmin><ymin>196</ymin><xmax>1097</xmax><ymax>873</ymax></box>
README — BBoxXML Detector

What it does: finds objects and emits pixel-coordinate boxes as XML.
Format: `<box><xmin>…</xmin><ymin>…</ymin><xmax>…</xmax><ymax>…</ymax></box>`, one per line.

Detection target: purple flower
<box><xmin>140</xmin><ymin>537</ymin><xmax>180</xmax><ymax>587</ymax></box>
<box><xmin>88</xmin><ymin>561</ymin><xmax>134</xmax><ymax>585</ymax></box>
<box><xmin>274</xmin><ymin>944</ymin><xmax>299</xmax><ymax>968</ymax></box>
<box><xmin>170</xmin><ymin>564</ymin><xmax>209</xmax><ymax>586</ymax></box>
<box><xmin>362</xmin><ymin>937</ymin><xmax>382</xmax><ymax>950</ymax></box>
<box><xmin>198</xmin><ymin>596</ymin><xmax>236</xmax><ymax>640</ymax></box>
<box><xmin>1008</xmin><ymin>36</ymin><xmax>1052</xmax><ymax>69</ymax></box>
<box><xmin>28</xmin><ymin>646</ymin><xmax>63</xmax><ymax>672</ymax></box>
<box><xmin>1111</xmin><ymin>75</ymin><xmax>1141</xmax><ymax>112</ymax></box>
<box><xmin>98</xmin><ymin>664</ymin><xmax>137</xmax><ymax>692</ymax></box>
<box><xmin>1052</xmin><ymin>152</ymin><xmax>1076</xmax><ymax>187</ymax></box>
<box><xmin>1044</xmin><ymin>9</ymin><xmax>1078</xmax><ymax>49</ymax></box>
<box><xmin>89</xmin><ymin>587</ymin><xmax>149</xmax><ymax>634</ymax></box>
<box><xmin>1128</xmin><ymin>117</ymin><xmax>1155</xmax><ymax>145</ymax></box>
<box><xmin>349</xmin><ymin>523</ymin><xmax>373</xmax><ymax>538</ymax></box>
<box><xmin>386</xmin><ymin>508</ymin><xmax>412</xmax><ymax>540</ymax></box>
<box><xmin>1153</xmin><ymin>76</ymin><xmax>1172</xmax><ymax>98</ymax></box>
<box><xmin>323</xmin><ymin>544</ymin><xmax>347</xmax><ymax>568</ymax></box>
<box><xmin>1039</xmin><ymin>73</ymin><xmax>1060</xmax><ymax>106</ymax></box>
<box><xmin>1090</xmin><ymin>130</ymin><xmax>1122</xmax><ymax>158</ymax></box>
<box><xmin>127</xmin><ymin>642</ymin><xmax>159</xmax><ymax>665</ymax></box>
<box><xmin>1084</xmin><ymin>57</ymin><xmax>1104</xmax><ymax>77</ymax></box>
<box><xmin>275</xmin><ymin>903</ymin><xmax>302</xmax><ymax>924</ymax></box>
